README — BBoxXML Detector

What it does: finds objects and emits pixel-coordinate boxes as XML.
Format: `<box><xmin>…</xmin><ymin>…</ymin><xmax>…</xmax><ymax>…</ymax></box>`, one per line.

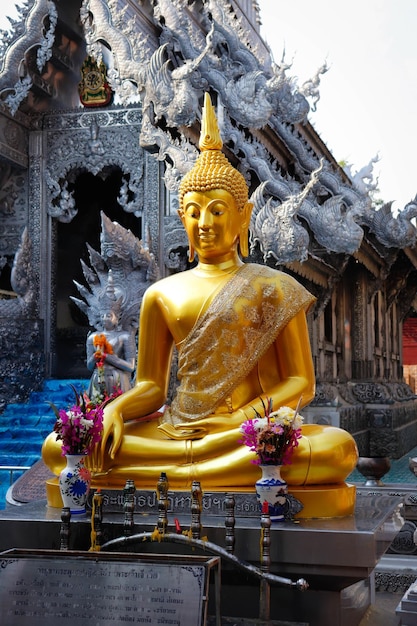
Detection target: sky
<box><xmin>257</xmin><ymin>0</ymin><xmax>417</xmax><ymax>211</ymax></box>
<box><xmin>1</xmin><ymin>1</ymin><xmax>416</xmax><ymax>211</ymax></box>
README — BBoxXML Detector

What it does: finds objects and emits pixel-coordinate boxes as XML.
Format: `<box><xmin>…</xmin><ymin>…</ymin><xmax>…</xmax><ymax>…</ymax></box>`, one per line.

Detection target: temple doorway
<box><xmin>54</xmin><ymin>167</ymin><xmax>142</xmax><ymax>378</ymax></box>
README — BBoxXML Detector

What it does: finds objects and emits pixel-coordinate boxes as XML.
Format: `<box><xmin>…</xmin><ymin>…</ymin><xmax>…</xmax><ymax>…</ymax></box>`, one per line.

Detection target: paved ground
<box><xmin>359</xmin><ymin>591</ymin><xmax>402</xmax><ymax>625</ymax></box>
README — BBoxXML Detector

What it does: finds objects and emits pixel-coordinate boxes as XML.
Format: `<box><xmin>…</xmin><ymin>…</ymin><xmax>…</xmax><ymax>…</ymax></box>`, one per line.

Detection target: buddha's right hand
<box><xmin>89</xmin><ymin>405</ymin><xmax>124</xmax><ymax>472</ymax></box>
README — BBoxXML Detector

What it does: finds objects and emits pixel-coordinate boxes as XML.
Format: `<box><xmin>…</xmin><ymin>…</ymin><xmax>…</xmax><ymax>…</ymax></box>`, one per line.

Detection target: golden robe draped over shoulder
<box><xmin>162</xmin><ymin>263</ymin><xmax>315</xmax><ymax>426</ymax></box>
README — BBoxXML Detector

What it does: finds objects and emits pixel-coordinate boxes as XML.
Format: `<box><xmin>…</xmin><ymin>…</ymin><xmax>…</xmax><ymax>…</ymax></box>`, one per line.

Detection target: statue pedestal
<box><xmin>0</xmin><ymin>488</ymin><xmax>403</xmax><ymax>626</ymax></box>
<box><xmin>44</xmin><ymin>476</ymin><xmax>357</xmax><ymax>519</ymax></box>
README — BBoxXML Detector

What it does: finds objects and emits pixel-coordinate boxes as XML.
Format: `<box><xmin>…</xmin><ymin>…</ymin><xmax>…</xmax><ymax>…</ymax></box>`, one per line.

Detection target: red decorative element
<box><xmin>403</xmin><ymin>318</ymin><xmax>417</xmax><ymax>364</ymax></box>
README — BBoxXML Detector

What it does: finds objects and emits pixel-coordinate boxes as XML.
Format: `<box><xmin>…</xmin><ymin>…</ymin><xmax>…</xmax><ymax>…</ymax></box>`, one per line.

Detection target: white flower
<box><xmin>79</xmin><ymin>417</ymin><xmax>94</xmax><ymax>431</ymax></box>
<box><xmin>66</xmin><ymin>410</ymin><xmax>79</xmax><ymax>424</ymax></box>
<box><xmin>270</xmin><ymin>406</ymin><xmax>304</xmax><ymax>428</ymax></box>
<box><xmin>252</xmin><ymin>417</ymin><xmax>269</xmax><ymax>432</ymax></box>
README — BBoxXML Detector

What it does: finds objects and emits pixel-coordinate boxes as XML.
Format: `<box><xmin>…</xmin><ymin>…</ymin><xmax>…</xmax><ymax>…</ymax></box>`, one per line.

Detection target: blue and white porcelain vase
<box><xmin>255</xmin><ymin>464</ymin><xmax>288</xmax><ymax>522</ymax></box>
<box><xmin>59</xmin><ymin>454</ymin><xmax>91</xmax><ymax>514</ymax></box>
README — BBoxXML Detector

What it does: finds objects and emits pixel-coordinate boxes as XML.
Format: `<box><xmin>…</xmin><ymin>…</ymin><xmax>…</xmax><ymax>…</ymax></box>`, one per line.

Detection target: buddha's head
<box><xmin>178</xmin><ymin>93</ymin><xmax>252</xmax><ymax>260</ymax></box>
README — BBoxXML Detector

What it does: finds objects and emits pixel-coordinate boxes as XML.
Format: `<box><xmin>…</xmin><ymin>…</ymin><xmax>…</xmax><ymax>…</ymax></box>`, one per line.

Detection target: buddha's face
<box><xmin>180</xmin><ymin>189</ymin><xmax>242</xmax><ymax>262</ymax></box>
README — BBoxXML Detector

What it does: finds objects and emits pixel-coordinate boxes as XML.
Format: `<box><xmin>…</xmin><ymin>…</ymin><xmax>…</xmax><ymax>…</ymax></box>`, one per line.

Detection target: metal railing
<box><xmin>0</xmin><ymin>465</ymin><xmax>31</xmax><ymax>486</ymax></box>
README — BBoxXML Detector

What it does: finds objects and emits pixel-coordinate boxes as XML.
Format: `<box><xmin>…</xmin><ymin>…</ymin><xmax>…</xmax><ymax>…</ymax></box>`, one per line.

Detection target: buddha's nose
<box><xmin>199</xmin><ymin>209</ymin><xmax>213</xmax><ymax>228</ymax></box>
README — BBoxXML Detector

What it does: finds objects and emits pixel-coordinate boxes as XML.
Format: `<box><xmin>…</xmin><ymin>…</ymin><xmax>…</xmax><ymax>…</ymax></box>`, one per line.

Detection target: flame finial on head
<box><xmin>199</xmin><ymin>92</ymin><xmax>223</xmax><ymax>152</ymax></box>
<box><xmin>179</xmin><ymin>93</ymin><xmax>248</xmax><ymax>213</ymax></box>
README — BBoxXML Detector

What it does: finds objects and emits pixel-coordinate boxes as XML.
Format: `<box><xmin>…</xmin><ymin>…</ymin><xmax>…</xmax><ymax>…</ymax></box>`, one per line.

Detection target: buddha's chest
<box><xmin>163</xmin><ymin>274</ymin><xmax>233</xmax><ymax>342</ymax></box>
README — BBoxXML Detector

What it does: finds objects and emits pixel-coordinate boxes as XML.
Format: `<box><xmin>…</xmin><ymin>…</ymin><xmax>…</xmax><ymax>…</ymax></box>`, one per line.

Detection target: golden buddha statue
<box><xmin>42</xmin><ymin>93</ymin><xmax>358</xmax><ymax>517</ymax></box>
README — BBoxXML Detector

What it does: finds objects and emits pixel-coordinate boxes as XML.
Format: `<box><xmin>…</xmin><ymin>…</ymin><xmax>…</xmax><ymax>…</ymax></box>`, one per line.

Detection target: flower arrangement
<box><xmin>50</xmin><ymin>386</ymin><xmax>104</xmax><ymax>456</ymax></box>
<box><xmin>239</xmin><ymin>397</ymin><xmax>304</xmax><ymax>465</ymax></box>
<box><xmin>93</xmin><ymin>333</ymin><xmax>113</xmax><ymax>369</ymax></box>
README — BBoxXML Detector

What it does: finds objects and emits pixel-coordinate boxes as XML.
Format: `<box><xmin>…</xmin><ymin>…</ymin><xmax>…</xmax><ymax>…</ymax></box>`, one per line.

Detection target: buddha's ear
<box><xmin>239</xmin><ymin>202</ymin><xmax>253</xmax><ymax>258</ymax></box>
<box><xmin>241</xmin><ymin>201</ymin><xmax>253</xmax><ymax>229</ymax></box>
<box><xmin>177</xmin><ymin>208</ymin><xmax>195</xmax><ymax>262</ymax></box>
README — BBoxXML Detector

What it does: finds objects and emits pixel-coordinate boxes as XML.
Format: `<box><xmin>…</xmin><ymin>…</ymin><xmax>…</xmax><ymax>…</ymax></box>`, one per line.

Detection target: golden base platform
<box><xmin>45</xmin><ymin>476</ymin><xmax>356</xmax><ymax>519</ymax></box>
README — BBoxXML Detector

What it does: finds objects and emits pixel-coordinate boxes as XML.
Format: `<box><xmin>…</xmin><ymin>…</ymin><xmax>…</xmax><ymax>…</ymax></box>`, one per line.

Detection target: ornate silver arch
<box><xmin>44</xmin><ymin>108</ymin><xmax>144</xmax><ymax>222</ymax></box>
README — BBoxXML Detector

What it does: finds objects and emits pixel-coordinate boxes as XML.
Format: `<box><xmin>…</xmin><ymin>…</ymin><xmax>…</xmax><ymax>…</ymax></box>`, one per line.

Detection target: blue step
<box><xmin>0</xmin><ymin>427</ymin><xmax>49</xmax><ymax>439</ymax></box>
<box><xmin>4</xmin><ymin>414</ymin><xmax>56</xmax><ymax>429</ymax></box>
<box><xmin>0</xmin><ymin>378</ymin><xmax>89</xmax><ymax>509</ymax></box>
<box><xmin>0</xmin><ymin>453</ymin><xmax>41</xmax><ymax>467</ymax></box>
<box><xmin>0</xmin><ymin>378</ymin><xmax>88</xmax><ymax>471</ymax></box>
<box><xmin>5</xmin><ymin>403</ymin><xmax>51</xmax><ymax>415</ymax></box>
<box><xmin>0</xmin><ymin>439</ymin><xmax>43</xmax><ymax>454</ymax></box>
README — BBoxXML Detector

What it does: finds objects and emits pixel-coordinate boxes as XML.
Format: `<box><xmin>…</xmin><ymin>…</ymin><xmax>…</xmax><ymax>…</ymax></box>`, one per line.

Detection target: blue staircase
<box><xmin>0</xmin><ymin>378</ymin><xmax>88</xmax><ymax>508</ymax></box>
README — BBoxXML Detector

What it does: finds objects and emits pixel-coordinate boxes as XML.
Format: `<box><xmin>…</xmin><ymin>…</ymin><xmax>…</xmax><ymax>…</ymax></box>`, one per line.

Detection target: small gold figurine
<box><xmin>79</xmin><ymin>56</ymin><xmax>113</xmax><ymax>107</ymax></box>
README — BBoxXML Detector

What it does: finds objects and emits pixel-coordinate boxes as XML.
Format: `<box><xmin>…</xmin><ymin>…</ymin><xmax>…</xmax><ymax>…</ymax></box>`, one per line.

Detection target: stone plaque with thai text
<box><xmin>0</xmin><ymin>549</ymin><xmax>220</xmax><ymax>626</ymax></box>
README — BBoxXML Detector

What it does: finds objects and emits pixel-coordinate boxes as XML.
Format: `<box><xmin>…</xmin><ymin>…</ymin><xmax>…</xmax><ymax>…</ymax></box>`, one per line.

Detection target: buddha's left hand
<box><xmin>158</xmin><ymin>410</ymin><xmax>246</xmax><ymax>440</ymax></box>
<box><xmin>157</xmin><ymin>422</ymin><xmax>207</xmax><ymax>440</ymax></box>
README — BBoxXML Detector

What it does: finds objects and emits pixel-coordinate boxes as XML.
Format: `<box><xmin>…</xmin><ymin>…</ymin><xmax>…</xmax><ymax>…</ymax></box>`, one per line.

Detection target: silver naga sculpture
<box><xmin>0</xmin><ymin>227</ymin><xmax>35</xmax><ymax>317</ymax></box>
<box><xmin>71</xmin><ymin>212</ymin><xmax>160</xmax><ymax>400</ymax></box>
<box><xmin>0</xmin><ymin>0</ymin><xmax>58</xmax><ymax>115</ymax></box>
<box><xmin>343</xmin><ymin>155</ymin><xmax>380</xmax><ymax>196</ymax></box>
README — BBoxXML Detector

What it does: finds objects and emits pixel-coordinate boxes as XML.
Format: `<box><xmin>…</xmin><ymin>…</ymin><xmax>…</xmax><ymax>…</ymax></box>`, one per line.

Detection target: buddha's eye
<box><xmin>210</xmin><ymin>203</ymin><xmax>226</xmax><ymax>216</ymax></box>
<box><xmin>185</xmin><ymin>205</ymin><xmax>200</xmax><ymax>218</ymax></box>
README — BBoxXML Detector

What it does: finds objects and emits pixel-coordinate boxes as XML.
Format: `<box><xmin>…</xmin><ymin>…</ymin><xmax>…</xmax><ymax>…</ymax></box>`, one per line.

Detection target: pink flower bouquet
<box><xmin>239</xmin><ymin>398</ymin><xmax>304</xmax><ymax>465</ymax></box>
